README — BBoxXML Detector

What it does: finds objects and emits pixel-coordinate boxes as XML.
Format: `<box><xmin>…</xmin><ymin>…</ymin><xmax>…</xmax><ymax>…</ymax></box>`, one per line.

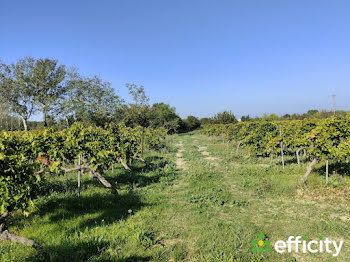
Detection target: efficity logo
<box><xmin>251</xmin><ymin>234</ymin><xmax>344</xmax><ymax>257</ymax></box>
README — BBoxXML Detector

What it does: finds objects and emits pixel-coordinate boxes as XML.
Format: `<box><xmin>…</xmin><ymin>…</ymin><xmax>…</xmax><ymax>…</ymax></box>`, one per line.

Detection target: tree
<box><xmin>32</xmin><ymin>58</ymin><xmax>66</xmax><ymax>127</ymax></box>
<box><xmin>241</xmin><ymin>115</ymin><xmax>252</xmax><ymax>122</ymax></box>
<box><xmin>183</xmin><ymin>116</ymin><xmax>200</xmax><ymax>131</ymax></box>
<box><xmin>124</xmin><ymin>83</ymin><xmax>150</xmax><ymax>157</ymax></box>
<box><xmin>0</xmin><ymin>57</ymin><xmax>38</xmax><ymax>131</ymax></box>
<box><xmin>148</xmin><ymin>103</ymin><xmax>180</xmax><ymax>133</ymax></box>
<box><xmin>307</xmin><ymin>109</ymin><xmax>319</xmax><ymax>115</ymax></box>
<box><xmin>200</xmin><ymin>117</ymin><xmax>212</xmax><ymax>125</ymax></box>
<box><xmin>262</xmin><ymin>113</ymin><xmax>279</xmax><ymax>121</ymax></box>
<box><xmin>212</xmin><ymin>111</ymin><xmax>237</xmax><ymax>124</ymax></box>
<box><xmin>124</xmin><ymin>83</ymin><xmax>150</xmax><ymax>127</ymax></box>
<box><xmin>76</xmin><ymin>76</ymin><xmax>121</xmax><ymax>126</ymax></box>
<box><xmin>57</xmin><ymin>73</ymin><xmax>122</xmax><ymax>127</ymax></box>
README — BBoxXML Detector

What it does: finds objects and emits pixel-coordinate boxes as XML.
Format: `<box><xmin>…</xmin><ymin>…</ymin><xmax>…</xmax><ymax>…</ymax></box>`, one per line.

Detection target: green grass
<box><xmin>1</xmin><ymin>132</ymin><xmax>350</xmax><ymax>261</ymax></box>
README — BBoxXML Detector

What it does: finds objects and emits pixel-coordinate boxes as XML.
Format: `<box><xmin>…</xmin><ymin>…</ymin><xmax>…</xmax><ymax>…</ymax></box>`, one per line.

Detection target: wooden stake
<box><xmin>78</xmin><ymin>155</ymin><xmax>81</xmax><ymax>197</ymax></box>
<box><xmin>280</xmin><ymin>125</ymin><xmax>285</xmax><ymax>170</ymax></box>
<box><xmin>325</xmin><ymin>159</ymin><xmax>329</xmax><ymax>182</ymax></box>
<box><xmin>296</xmin><ymin>149</ymin><xmax>301</xmax><ymax>166</ymax></box>
<box><xmin>141</xmin><ymin>126</ymin><xmax>145</xmax><ymax>159</ymax></box>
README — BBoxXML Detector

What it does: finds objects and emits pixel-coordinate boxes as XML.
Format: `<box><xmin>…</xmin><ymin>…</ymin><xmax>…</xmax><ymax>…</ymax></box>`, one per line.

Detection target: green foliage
<box><xmin>181</xmin><ymin>116</ymin><xmax>201</xmax><ymax>132</ymax></box>
<box><xmin>0</xmin><ymin>124</ymin><xmax>166</xmax><ymax>216</ymax></box>
<box><xmin>201</xmin><ymin>116</ymin><xmax>350</xmax><ymax>162</ymax></box>
<box><xmin>148</xmin><ymin>103</ymin><xmax>181</xmax><ymax>133</ymax></box>
<box><xmin>212</xmin><ymin>111</ymin><xmax>237</xmax><ymax>124</ymax></box>
<box><xmin>0</xmin><ymin>140</ymin><xmax>40</xmax><ymax>215</ymax></box>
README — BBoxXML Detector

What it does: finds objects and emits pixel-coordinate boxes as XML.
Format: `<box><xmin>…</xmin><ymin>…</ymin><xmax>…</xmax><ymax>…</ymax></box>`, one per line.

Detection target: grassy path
<box><xmin>1</xmin><ymin>132</ymin><xmax>350</xmax><ymax>261</ymax></box>
<box><xmin>166</xmin><ymin>132</ymin><xmax>350</xmax><ymax>261</ymax></box>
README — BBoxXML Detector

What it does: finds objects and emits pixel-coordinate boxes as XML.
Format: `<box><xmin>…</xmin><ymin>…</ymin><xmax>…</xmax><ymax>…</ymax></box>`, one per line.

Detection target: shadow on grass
<box><xmin>37</xmin><ymin>189</ymin><xmax>145</xmax><ymax>228</ymax></box>
<box><xmin>26</xmin><ymin>239</ymin><xmax>152</xmax><ymax>262</ymax></box>
<box><xmin>36</xmin><ymin>176</ymin><xmax>100</xmax><ymax>197</ymax></box>
<box><xmin>314</xmin><ymin>161</ymin><xmax>350</xmax><ymax>177</ymax></box>
<box><xmin>14</xmin><ymin>154</ymin><xmax>172</xmax><ymax>262</ymax></box>
<box><xmin>106</xmin><ymin>155</ymin><xmax>173</xmax><ymax>188</ymax></box>
<box><xmin>19</xmin><ymin>190</ymin><xmax>152</xmax><ymax>262</ymax></box>
<box><xmin>36</xmin><ymin>155</ymin><xmax>170</xmax><ymax>197</ymax></box>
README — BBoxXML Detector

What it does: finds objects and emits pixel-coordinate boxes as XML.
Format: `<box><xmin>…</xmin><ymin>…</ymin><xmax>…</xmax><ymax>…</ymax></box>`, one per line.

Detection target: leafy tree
<box><xmin>262</xmin><ymin>113</ymin><xmax>279</xmax><ymax>121</ymax></box>
<box><xmin>307</xmin><ymin>109</ymin><xmax>319</xmax><ymax>115</ymax></box>
<box><xmin>32</xmin><ymin>58</ymin><xmax>66</xmax><ymax>127</ymax></box>
<box><xmin>200</xmin><ymin>117</ymin><xmax>212</xmax><ymax>125</ymax></box>
<box><xmin>124</xmin><ymin>83</ymin><xmax>150</xmax><ymax>157</ymax></box>
<box><xmin>57</xmin><ymin>73</ymin><xmax>122</xmax><ymax>126</ymax></box>
<box><xmin>124</xmin><ymin>83</ymin><xmax>150</xmax><ymax>127</ymax></box>
<box><xmin>183</xmin><ymin>116</ymin><xmax>200</xmax><ymax>131</ymax></box>
<box><xmin>76</xmin><ymin>76</ymin><xmax>121</xmax><ymax>126</ymax></box>
<box><xmin>0</xmin><ymin>57</ymin><xmax>38</xmax><ymax>131</ymax></box>
<box><xmin>148</xmin><ymin>103</ymin><xmax>180</xmax><ymax>133</ymax></box>
<box><xmin>212</xmin><ymin>111</ymin><xmax>237</xmax><ymax>124</ymax></box>
<box><xmin>241</xmin><ymin>115</ymin><xmax>252</xmax><ymax>122</ymax></box>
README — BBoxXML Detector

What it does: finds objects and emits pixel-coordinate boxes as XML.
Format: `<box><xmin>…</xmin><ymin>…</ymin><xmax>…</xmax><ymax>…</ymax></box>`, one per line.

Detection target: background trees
<box><xmin>32</xmin><ymin>58</ymin><xmax>66</xmax><ymax>127</ymax></box>
<box><xmin>0</xmin><ymin>57</ymin><xmax>124</xmax><ymax>130</ymax></box>
<box><xmin>212</xmin><ymin>111</ymin><xmax>237</xmax><ymax>124</ymax></box>
<box><xmin>0</xmin><ymin>58</ymin><xmax>41</xmax><ymax>130</ymax></box>
<box><xmin>4</xmin><ymin>57</ymin><xmax>346</xmax><ymax>133</ymax></box>
<box><xmin>180</xmin><ymin>116</ymin><xmax>200</xmax><ymax>132</ymax></box>
<box><xmin>148</xmin><ymin>103</ymin><xmax>180</xmax><ymax>133</ymax></box>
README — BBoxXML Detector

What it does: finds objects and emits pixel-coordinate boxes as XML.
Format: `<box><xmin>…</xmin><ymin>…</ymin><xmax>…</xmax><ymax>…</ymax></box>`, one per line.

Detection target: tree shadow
<box><xmin>36</xmin><ymin>176</ymin><xmax>101</xmax><ymax>197</ymax></box>
<box><xmin>314</xmin><ymin>161</ymin><xmax>350</xmax><ymax>177</ymax></box>
<box><xmin>36</xmin><ymin>155</ymin><xmax>170</xmax><ymax>197</ymax></box>
<box><xmin>9</xmin><ymin>154</ymin><xmax>172</xmax><ymax>262</ymax></box>
<box><xmin>107</xmin><ymin>155</ymin><xmax>173</xmax><ymax>188</ymax></box>
<box><xmin>12</xmin><ymin>190</ymin><xmax>150</xmax><ymax>262</ymax></box>
<box><xmin>25</xmin><ymin>239</ymin><xmax>152</xmax><ymax>262</ymax></box>
<box><xmin>37</xmin><ymin>190</ymin><xmax>145</xmax><ymax>230</ymax></box>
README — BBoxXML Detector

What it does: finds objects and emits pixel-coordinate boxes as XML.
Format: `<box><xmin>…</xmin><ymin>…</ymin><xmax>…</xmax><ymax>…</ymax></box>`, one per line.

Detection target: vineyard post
<box><xmin>141</xmin><ymin>126</ymin><xmax>145</xmax><ymax>158</ymax></box>
<box><xmin>326</xmin><ymin>159</ymin><xmax>329</xmax><ymax>182</ymax></box>
<box><xmin>112</xmin><ymin>163</ymin><xmax>114</xmax><ymax>174</ymax></box>
<box><xmin>78</xmin><ymin>155</ymin><xmax>81</xmax><ymax>197</ymax></box>
<box><xmin>296</xmin><ymin>149</ymin><xmax>301</xmax><ymax>166</ymax></box>
<box><xmin>279</xmin><ymin>125</ymin><xmax>285</xmax><ymax>170</ymax></box>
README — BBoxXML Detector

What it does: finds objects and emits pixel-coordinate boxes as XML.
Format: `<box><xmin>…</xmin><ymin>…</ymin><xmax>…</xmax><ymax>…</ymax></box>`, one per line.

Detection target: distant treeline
<box><xmin>0</xmin><ymin>57</ymin><xmax>201</xmax><ymax>133</ymax></box>
<box><xmin>200</xmin><ymin>110</ymin><xmax>350</xmax><ymax>125</ymax></box>
<box><xmin>0</xmin><ymin>57</ymin><xmax>346</xmax><ymax>132</ymax></box>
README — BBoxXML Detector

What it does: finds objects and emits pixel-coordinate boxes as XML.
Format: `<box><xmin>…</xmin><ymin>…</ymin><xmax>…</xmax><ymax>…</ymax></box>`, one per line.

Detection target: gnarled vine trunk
<box><xmin>302</xmin><ymin>158</ymin><xmax>318</xmax><ymax>187</ymax></box>
<box><xmin>236</xmin><ymin>140</ymin><xmax>242</xmax><ymax>154</ymax></box>
<box><xmin>0</xmin><ymin>211</ymin><xmax>41</xmax><ymax>249</ymax></box>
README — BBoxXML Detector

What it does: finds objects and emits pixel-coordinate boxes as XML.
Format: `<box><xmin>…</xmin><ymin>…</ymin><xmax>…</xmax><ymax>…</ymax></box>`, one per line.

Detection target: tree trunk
<box><xmin>0</xmin><ymin>211</ymin><xmax>41</xmax><ymax>250</ymax></box>
<box><xmin>20</xmin><ymin>116</ymin><xmax>28</xmax><ymax>131</ymax></box>
<box><xmin>43</xmin><ymin>110</ymin><xmax>48</xmax><ymax>127</ymax></box>
<box><xmin>296</xmin><ymin>148</ymin><xmax>301</xmax><ymax>166</ymax></box>
<box><xmin>118</xmin><ymin>158</ymin><xmax>132</xmax><ymax>172</ymax></box>
<box><xmin>302</xmin><ymin>158</ymin><xmax>318</xmax><ymax>187</ymax></box>
<box><xmin>65</xmin><ymin>115</ymin><xmax>70</xmax><ymax>128</ymax></box>
<box><xmin>236</xmin><ymin>141</ymin><xmax>242</xmax><ymax>154</ymax></box>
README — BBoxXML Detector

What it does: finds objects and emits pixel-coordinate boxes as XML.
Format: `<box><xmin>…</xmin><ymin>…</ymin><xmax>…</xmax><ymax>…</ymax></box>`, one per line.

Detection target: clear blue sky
<box><xmin>1</xmin><ymin>0</ymin><xmax>350</xmax><ymax>119</ymax></box>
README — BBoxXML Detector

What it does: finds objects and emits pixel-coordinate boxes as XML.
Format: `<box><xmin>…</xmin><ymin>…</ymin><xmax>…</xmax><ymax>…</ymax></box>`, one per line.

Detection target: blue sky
<box><xmin>1</xmin><ymin>0</ymin><xmax>350</xmax><ymax>119</ymax></box>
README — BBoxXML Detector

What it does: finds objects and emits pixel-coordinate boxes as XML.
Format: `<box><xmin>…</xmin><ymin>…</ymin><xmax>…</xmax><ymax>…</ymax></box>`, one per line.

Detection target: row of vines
<box><xmin>200</xmin><ymin>116</ymin><xmax>350</xmax><ymax>186</ymax></box>
<box><xmin>0</xmin><ymin>123</ymin><xmax>167</xmax><ymax>249</ymax></box>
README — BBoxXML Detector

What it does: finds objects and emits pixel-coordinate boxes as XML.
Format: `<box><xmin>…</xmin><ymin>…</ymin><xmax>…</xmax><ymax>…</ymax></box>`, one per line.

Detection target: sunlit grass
<box><xmin>1</xmin><ymin>132</ymin><xmax>350</xmax><ymax>261</ymax></box>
